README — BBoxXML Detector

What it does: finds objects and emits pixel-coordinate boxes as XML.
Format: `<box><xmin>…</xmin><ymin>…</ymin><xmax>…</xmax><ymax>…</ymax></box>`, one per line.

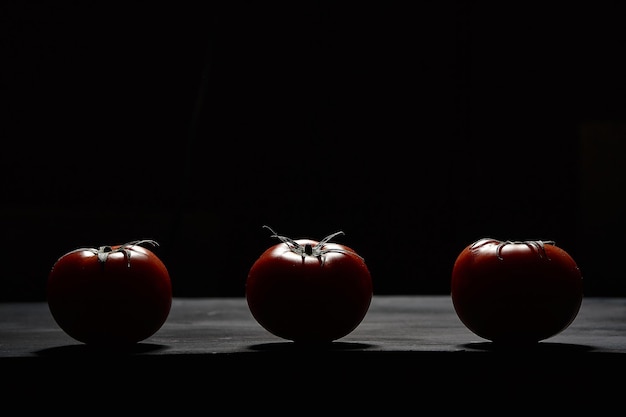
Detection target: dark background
<box><xmin>2</xmin><ymin>2</ymin><xmax>625</xmax><ymax>301</ymax></box>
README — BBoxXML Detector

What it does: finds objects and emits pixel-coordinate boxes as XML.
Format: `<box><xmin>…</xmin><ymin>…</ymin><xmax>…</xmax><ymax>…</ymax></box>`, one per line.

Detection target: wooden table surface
<box><xmin>2</xmin><ymin>295</ymin><xmax>626</xmax><ymax>408</ymax></box>
<box><xmin>2</xmin><ymin>295</ymin><xmax>626</xmax><ymax>356</ymax></box>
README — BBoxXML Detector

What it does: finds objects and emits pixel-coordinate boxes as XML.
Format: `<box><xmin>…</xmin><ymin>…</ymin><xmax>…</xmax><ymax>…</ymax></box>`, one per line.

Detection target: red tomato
<box><xmin>246</xmin><ymin>226</ymin><xmax>373</xmax><ymax>344</ymax></box>
<box><xmin>451</xmin><ymin>238</ymin><xmax>584</xmax><ymax>344</ymax></box>
<box><xmin>47</xmin><ymin>240</ymin><xmax>172</xmax><ymax>346</ymax></box>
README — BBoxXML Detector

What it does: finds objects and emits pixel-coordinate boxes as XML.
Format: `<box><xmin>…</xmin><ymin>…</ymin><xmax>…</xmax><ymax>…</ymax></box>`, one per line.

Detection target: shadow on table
<box><xmin>248</xmin><ymin>341</ymin><xmax>375</xmax><ymax>352</ymax></box>
<box><xmin>33</xmin><ymin>342</ymin><xmax>168</xmax><ymax>357</ymax></box>
<box><xmin>461</xmin><ymin>341</ymin><xmax>596</xmax><ymax>353</ymax></box>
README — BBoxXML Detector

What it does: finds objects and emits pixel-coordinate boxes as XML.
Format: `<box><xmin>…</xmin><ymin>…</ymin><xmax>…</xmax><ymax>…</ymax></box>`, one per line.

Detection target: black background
<box><xmin>2</xmin><ymin>2</ymin><xmax>625</xmax><ymax>300</ymax></box>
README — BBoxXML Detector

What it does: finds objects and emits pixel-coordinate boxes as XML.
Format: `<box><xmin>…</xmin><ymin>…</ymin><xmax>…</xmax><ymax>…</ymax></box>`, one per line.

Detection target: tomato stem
<box><xmin>68</xmin><ymin>239</ymin><xmax>159</xmax><ymax>267</ymax></box>
<box><xmin>262</xmin><ymin>225</ymin><xmax>363</xmax><ymax>263</ymax></box>
<box><xmin>471</xmin><ymin>238</ymin><xmax>555</xmax><ymax>261</ymax></box>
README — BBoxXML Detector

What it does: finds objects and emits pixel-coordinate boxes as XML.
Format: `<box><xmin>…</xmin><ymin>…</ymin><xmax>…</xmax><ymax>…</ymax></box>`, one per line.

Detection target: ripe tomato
<box><xmin>451</xmin><ymin>238</ymin><xmax>584</xmax><ymax>345</ymax></box>
<box><xmin>47</xmin><ymin>239</ymin><xmax>172</xmax><ymax>346</ymax></box>
<box><xmin>246</xmin><ymin>226</ymin><xmax>373</xmax><ymax>344</ymax></box>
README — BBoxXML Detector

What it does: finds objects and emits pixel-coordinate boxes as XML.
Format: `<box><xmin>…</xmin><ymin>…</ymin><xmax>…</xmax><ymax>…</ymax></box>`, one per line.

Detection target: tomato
<box><xmin>451</xmin><ymin>238</ymin><xmax>584</xmax><ymax>345</ymax></box>
<box><xmin>246</xmin><ymin>226</ymin><xmax>373</xmax><ymax>344</ymax></box>
<box><xmin>47</xmin><ymin>239</ymin><xmax>172</xmax><ymax>346</ymax></box>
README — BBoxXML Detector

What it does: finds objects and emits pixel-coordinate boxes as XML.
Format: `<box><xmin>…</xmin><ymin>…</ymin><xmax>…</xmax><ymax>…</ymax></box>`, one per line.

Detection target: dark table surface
<box><xmin>2</xmin><ymin>295</ymin><xmax>626</xmax><ymax>408</ymax></box>
<box><xmin>3</xmin><ymin>295</ymin><xmax>626</xmax><ymax>356</ymax></box>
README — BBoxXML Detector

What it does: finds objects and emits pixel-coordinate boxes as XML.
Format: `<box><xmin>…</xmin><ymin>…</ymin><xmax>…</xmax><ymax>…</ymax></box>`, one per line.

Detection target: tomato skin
<box><xmin>451</xmin><ymin>238</ymin><xmax>584</xmax><ymax>344</ymax></box>
<box><xmin>246</xmin><ymin>236</ymin><xmax>373</xmax><ymax>344</ymax></box>
<box><xmin>47</xmin><ymin>241</ymin><xmax>172</xmax><ymax>346</ymax></box>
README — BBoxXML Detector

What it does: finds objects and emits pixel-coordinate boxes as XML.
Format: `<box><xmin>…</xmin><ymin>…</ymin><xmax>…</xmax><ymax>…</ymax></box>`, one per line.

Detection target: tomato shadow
<box><xmin>34</xmin><ymin>342</ymin><xmax>169</xmax><ymax>357</ymax></box>
<box><xmin>460</xmin><ymin>341</ymin><xmax>595</xmax><ymax>353</ymax></box>
<box><xmin>248</xmin><ymin>341</ymin><xmax>376</xmax><ymax>352</ymax></box>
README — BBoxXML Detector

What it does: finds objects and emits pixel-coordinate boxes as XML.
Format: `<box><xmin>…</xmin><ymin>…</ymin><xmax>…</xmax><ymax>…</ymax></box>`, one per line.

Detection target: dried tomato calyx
<box><xmin>69</xmin><ymin>239</ymin><xmax>159</xmax><ymax>267</ymax></box>
<box><xmin>262</xmin><ymin>225</ymin><xmax>362</xmax><ymax>262</ymax></box>
<box><xmin>470</xmin><ymin>238</ymin><xmax>555</xmax><ymax>261</ymax></box>
<box><xmin>494</xmin><ymin>240</ymin><xmax>554</xmax><ymax>261</ymax></box>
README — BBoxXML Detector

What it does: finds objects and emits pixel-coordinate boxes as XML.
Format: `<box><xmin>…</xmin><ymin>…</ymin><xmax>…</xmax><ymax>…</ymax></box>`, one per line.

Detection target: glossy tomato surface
<box><xmin>451</xmin><ymin>238</ymin><xmax>583</xmax><ymax>344</ymax></box>
<box><xmin>47</xmin><ymin>240</ymin><xmax>172</xmax><ymax>346</ymax></box>
<box><xmin>246</xmin><ymin>227</ymin><xmax>373</xmax><ymax>344</ymax></box>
